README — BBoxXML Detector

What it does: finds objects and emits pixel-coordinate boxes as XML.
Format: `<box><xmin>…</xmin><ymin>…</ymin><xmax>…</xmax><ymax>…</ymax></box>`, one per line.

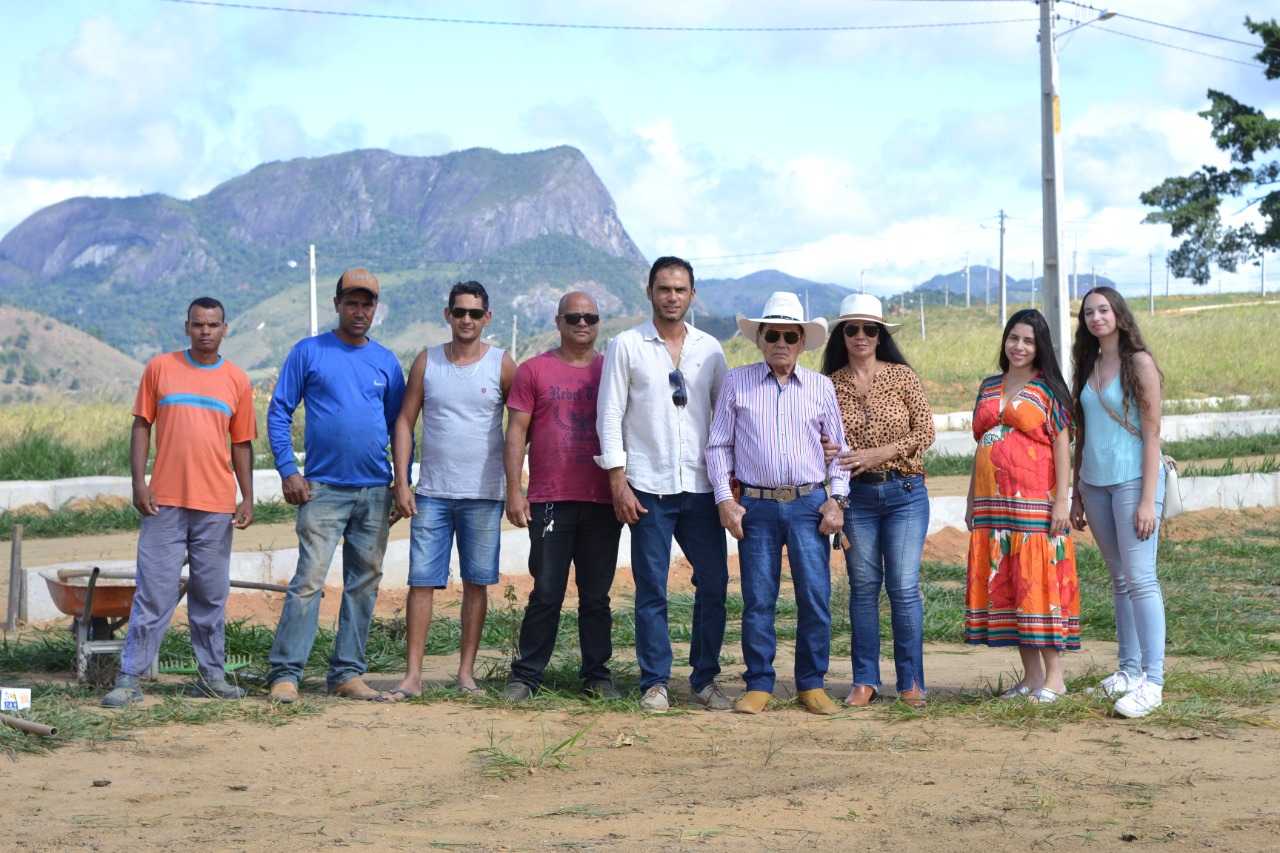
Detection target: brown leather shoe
<box><xmin>733</xmin><ymin>690</ymin><xmax>772</xmax><ymax>714</ymax></box>
<box><xmin>797</xmin><ymin>688</ymin><xmax>838</xmax><ymax>715</ymax></box>
<box><xmin>844</xmin><ymin>685</ymin><xmax>878</xmax><ymax>707</ymax></box>
<box><xmin>269</xmin><ymin>681</ymin><xmax>299</xmax><ymax>704</ymax></box>
<box><xmin>898</xmin><ymin>683</ymin><xmax>927</xmax><ymax>709</ymax></box>
<box><xmin>327</xmin><ymin>676</ymin><xmax>382</xmax><ymax>701</ymax></box>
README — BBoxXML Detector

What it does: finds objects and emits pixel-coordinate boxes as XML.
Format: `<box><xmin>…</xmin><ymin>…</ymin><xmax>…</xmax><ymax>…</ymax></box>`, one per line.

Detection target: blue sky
<box><xmin>3</xmin><ymin>0</ymin><xmax>1276</xmax><ymax>298</ymax></box>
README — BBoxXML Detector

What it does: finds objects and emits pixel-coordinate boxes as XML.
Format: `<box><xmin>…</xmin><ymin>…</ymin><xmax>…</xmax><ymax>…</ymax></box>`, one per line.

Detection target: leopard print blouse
<box><xmin>830</xmin><ymin>362</ymin><xmax>935</xmax><ymax>477</ymax></box>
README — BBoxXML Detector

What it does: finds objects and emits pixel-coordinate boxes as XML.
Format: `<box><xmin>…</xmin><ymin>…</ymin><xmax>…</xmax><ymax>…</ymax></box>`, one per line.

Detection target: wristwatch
<box><xmin>832</xmin><ymin>494</ymin><xmax>851</xmax><ymax>510</ymax></box>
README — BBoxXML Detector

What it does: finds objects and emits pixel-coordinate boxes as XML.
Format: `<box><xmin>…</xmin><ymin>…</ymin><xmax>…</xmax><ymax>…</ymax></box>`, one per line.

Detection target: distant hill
<box><xmin>693</xmin><ymin>270</ymin><xmax>856</xmax><ymax>339</ymax></box>
<box><xmin>914</xmin><ymin>266</ymin><xmax>1117</xmax><ymax>303</ymax></box>
<box><xmin>0</xmin><ymin>146</ymin><xmax>650</xmax><ymax>368</ymax></box>
<box><xmin>0</xmin><ymin>304</ymin><xmax>144</xmax><ymax>401</ymax></box>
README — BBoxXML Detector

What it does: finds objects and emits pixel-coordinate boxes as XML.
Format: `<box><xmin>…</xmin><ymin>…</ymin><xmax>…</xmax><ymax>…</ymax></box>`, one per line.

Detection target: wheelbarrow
<box><xmin>40</xmin><ymin>566</ymin><xmax>296</xmax><ymax>683</ymax></box>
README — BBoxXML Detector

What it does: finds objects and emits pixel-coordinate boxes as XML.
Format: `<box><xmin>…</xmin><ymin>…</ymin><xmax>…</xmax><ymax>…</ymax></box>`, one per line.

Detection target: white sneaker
<box><xmin>1114</xmin><ymin>681</ymin><xmax>1163</xmax><ymax>718</ymax></box>
<box><xmin>1086</xmin><ymin>671</ymin><xmax>1143</xmax><ymax>699</ymax></box>
<box><xmin>640</xmin><ymin>685</ymin><xmax>669</xmax><ymax>713</ymax></box>
<box><xmin>688</xmin><ymin>681</ymin><xmax>732</xmax><ymax>712</ymax></box>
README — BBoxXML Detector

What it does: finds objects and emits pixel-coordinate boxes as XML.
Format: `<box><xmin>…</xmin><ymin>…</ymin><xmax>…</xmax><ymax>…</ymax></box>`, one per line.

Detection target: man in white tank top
<box><xmin>385</xmin><ymin>281</ymin><xmax>517</xmax><ymax>700</ymax></box>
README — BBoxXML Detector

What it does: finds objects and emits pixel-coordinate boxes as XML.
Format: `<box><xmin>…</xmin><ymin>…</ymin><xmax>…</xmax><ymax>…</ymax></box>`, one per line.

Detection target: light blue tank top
<box><xmin>1080</xmin><ymin>373</ymin><xmax>1144</xmax><ymax>486</ymax></box>
<box><xmin>416</xmin><ymin>344</ymin><xmax>506</xmax><ymax>500</ymax></box>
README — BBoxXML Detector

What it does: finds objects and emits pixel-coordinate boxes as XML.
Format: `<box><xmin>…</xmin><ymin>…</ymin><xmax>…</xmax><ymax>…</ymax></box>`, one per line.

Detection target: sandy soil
<box><xmin>2</xmin><ymin>507</ymin><xmax>1279</xmax><ymax>851</ymax></box>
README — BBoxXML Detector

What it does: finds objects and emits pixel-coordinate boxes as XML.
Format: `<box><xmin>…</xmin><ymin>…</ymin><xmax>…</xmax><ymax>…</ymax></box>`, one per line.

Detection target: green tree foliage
<box><xmin>1141</xmin><ymin>18</ymin><xmax>1280</xmax><ymax>285</ymax></box>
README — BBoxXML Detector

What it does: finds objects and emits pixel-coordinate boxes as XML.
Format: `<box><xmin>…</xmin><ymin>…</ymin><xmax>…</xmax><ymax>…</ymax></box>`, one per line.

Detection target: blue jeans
<box><xmin>630</xmin><ymin>490</ymin><xmax>729</xmax><ymax>691</ymax></box>
<box><xmin>843</xmin><ymin>474</ymin><xmax>929</xmax><ymax>692</ymax></box>
<box><xmin>1078</xmin><ymin>469</ymin><xmax>1166</xmax><ymax>685</ymax></box>
<box><xmin>268</xmin><ymin>483</ymin><xmax>391</xmax><ymax>691</ymax></box>
<box><xmin>408</xmin><ymin>495</ymin><xmax>503</xmax><ymax>587</ymax></box>
<box><xmin>738</xmin><ymin>490</ymin><xmax>832</xmax><ymax>692</ymax></box>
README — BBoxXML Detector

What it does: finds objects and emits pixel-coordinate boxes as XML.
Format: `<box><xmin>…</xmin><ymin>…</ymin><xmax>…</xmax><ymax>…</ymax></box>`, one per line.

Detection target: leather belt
<box><xmin>739</xmin><ymin>483</ymin><xmax>821</xmax><ymax>503</ymax></box>
<box><xmin>853</xmin><ymin>471</ymin><xmax>900</xmax><ymax>484</ymax></box>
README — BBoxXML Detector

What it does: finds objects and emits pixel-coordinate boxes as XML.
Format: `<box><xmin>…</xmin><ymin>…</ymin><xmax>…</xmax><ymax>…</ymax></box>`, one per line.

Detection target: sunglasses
<box><xmin>762</xmin><ymin>330</ymin><xmax>802</xmax><ymax>345</ymax></box>
<box><xmin>843</xmin><ymin>323</ymin><xmax>881</xmax><ymax>339</ymax></box>
<box><xmin>559</xmin><ymin>312</ymin><xmax>600</xmax><ymax>326</ymax></box>
<box><xmin>669</xmin><ymin>369</ymin><xmax>688</xmax><ymax>407</ymax></box>
<box><xmin>449</xmin><ymin>307</ymin><xmax>486</xmax><ymax>320</ymax></box>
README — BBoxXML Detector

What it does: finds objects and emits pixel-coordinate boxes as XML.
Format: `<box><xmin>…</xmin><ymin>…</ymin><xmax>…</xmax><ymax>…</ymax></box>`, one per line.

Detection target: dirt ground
<box><xmin>2</xmin><ymin>506</ymin><xmax>1279</xmax><ymax>851</ymax></box>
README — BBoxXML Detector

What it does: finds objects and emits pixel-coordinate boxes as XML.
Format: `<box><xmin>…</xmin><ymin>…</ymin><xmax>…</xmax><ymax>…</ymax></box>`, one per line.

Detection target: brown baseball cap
<box><xmin>339</xmin><ymin>268</ymin><xmax>379</xmax><ymax>297</ymax></box>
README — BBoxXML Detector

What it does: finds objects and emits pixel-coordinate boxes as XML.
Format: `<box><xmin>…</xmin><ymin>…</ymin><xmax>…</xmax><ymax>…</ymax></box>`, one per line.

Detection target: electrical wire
<box><xmin>153</xmin><ymin>0</ymin><xmax>1035</xmax><ymax>32</ymax></box>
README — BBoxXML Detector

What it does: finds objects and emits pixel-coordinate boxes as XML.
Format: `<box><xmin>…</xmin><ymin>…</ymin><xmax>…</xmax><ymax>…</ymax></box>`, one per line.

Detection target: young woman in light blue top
<box><xmin>1069</xmin><ymin>287</ymin><xmax>1167</xmax><ymax>719</ymax></box>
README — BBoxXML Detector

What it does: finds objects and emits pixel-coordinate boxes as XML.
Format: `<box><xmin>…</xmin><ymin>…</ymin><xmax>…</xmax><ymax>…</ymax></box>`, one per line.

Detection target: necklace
<box><xmin>447</xmin><ymin>343</ymin><xmax>484</xmax><ymax>379</ymax></box>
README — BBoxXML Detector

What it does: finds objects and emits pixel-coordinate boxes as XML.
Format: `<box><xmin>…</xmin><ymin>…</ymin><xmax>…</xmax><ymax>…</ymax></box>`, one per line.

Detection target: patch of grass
<box><xmin>470</xmin><ymin>718</ymin><xmax>597</xmax><ymax>778</ymax></box>
<box><xmin>0</xmin><ymin>500</ymin><xmax>298</xmax><ymax>540</ymax></box>
<box><xmin>0</xmin><ymin>683</ymin><xmax>320</xmax><ymax>758</ymax></box>
<box><xmin>1182</xmin><ymin>455</ymin><xmax>1280</xmax><ymax>477</ymax></box>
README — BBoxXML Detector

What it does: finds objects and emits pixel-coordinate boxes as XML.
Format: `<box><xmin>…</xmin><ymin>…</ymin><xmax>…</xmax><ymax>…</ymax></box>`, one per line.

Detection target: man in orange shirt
<box><xmin>102</xmin><ymin>297</ymin><xmax>257</xmax><ymax>706</ymax></box>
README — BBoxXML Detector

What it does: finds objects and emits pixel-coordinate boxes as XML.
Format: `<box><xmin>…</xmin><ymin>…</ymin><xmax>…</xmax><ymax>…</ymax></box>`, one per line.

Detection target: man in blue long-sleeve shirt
<box><xmin>265</xmin><ymin>268</ymin><xmax>406</xmax><ymax>703</ymax></box>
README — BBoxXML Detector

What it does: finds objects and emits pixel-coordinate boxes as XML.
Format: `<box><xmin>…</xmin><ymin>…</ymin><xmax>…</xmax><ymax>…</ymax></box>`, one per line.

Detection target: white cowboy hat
<box><xmin>735</xmin><ymin>291</ymin><xmax>829</xmax><ymax>352</ymax></box>
<box><xmin>834</xmin><ymin>293</ymin><xmax>901</xmax><ymax>335</ymax></box>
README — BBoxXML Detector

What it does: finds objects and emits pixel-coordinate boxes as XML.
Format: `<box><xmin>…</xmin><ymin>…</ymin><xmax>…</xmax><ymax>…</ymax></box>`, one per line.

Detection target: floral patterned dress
<box><xmin>965</xmin><ymin>372</ymin><xmax>1080</xmax><ymax>649</ymax></box>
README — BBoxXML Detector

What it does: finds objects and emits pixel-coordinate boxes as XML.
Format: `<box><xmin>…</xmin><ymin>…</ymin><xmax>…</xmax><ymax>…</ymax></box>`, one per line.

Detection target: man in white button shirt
<box><xmin>596</xmin><ymin>256</ymin><xmax>731</xmax><ymax>713</ymax></box>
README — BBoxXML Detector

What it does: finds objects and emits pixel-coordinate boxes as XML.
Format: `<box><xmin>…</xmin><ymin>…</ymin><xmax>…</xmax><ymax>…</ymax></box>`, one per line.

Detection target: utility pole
<box><xmin>985</xmin><ymin>259</ymin><xmax>991</xmax><ymax>312</ymax></box>
<box><xmin>1165</xmin><ymin>258</ymin><xmax>1170</xmax><ymax>297</ymax></box>
<box><xmin>920</xmin><ymin>295</ymin><xmax>926</xmax><ymax>340</ymax></box>
<box><xmin>1262</xmin><ymin>253</ymin><xmax>1267</xmax><ymax>297</ymax></box>
<box><xmin>511</xmin><ymin>314</ymin><xmax>519</xmax><ymax>361</ymax></box>
<box><xmin>1040</xmin><ymin>0</ymin><xmax>1071</xmax><ymax>382</ymax></box>
<box><xmin>1031</xmin><ymin>261</ymin><xmax>1037</xmax><ymax>310</ymax></box>
<box><xmin>309</xmin><ymin>244</ymin><xmax>317</xmax><ymax>337</ymax></box>
<box><xmin>965</xmin><ymin>253</ymin><xmax>971</xmax><ymax>308</ymax></box>
<box><xmin>860</xmin><ymin>270</ymin><xmax>866</xmax><ymax>294</ymax></box>
<box><xmin>998</xmin><ymin>210</ymin><xmax>1008</xmax><ymax>327</ymax></box>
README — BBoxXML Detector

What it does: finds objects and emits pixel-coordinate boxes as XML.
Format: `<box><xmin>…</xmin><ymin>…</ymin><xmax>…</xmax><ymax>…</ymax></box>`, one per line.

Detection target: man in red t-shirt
<box><xmin>102</xmin><ymin>297</ymin><xmax>256</xmax><ymax>706</ymax></box>
<box><xmin>501</xmin><ymin>292</ymin><xmax>623</xmax><ymax>701</ymax></box>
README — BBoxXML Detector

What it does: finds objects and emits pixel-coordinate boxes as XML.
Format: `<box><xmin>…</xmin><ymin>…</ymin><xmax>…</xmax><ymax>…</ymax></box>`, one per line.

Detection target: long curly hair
<box><xmin>998</xmin><ymin>309</ymin><xmax>1072</xmax><ymax>415</ymax></box>
<box><xmin>1070</xmin><ymin>286</ymin><xmax>1163</xmax><ymax>427</ymax></box>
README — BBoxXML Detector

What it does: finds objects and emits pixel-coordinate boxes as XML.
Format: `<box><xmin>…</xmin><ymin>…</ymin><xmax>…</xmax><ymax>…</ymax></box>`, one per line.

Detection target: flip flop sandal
<box><xmin>1000</xmin><ymin>685</ymin><xmax>1032</xmax><ymax>700</ymax></box>
<box><xmin>1031</xmin><ymin>687</ymin><xmax>1063</xmax><ymax>704</ymax></box>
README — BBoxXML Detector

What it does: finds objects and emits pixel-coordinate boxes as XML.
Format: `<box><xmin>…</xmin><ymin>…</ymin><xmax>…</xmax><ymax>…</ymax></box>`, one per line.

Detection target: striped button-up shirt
<box><xmin>706</xmin><ymin>361</ymin><xmax>850</xmax><ymax>505</ymax></box>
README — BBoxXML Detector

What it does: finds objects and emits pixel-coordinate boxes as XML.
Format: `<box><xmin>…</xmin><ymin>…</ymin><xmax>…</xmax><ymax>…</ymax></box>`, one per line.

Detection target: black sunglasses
<box><xmin>763</xmin><ymin>329</ymin><xmax>802</xmax><ymax>345</ymax></box>
<box><xmin>669</xmin><ymin>369</ymin><xmax>688</xmax><ymax>407</ymax></box>
<box><xmin>559</xmin><ymin>312</ymin><xmax>600</xmax><ymax>326</ymax></box>
<box><xmin>449</xmin><ymin>307</ymin><xmax>486</xmax><ymax>320</ymax></box>
<box><xmin>843</xmin><ymin>322</ymin><xmax>881</xmax><ymax>339</ymax></box>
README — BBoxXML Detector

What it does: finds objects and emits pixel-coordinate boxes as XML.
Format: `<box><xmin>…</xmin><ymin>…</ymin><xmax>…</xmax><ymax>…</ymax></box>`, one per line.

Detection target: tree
<box><xmin>1140</xmin><ymin>18</ymin><xmax>1280</xmax><ymax>285</ymax></box>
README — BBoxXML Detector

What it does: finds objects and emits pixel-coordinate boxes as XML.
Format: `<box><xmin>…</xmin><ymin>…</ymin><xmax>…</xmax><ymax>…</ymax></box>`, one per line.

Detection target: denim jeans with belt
<box><xmin>842</xmin><ymin>474</ymin><xmax>929</xmax><ymax>693</ymax></box>
<box><xmin>1078</xmin><ymin>467</ymin><xmax>1167</xmax><ymax>685</ymax></box>
<box><xmin>738</xmin><ymin>488</ymin><xmax>832</xmax><ymax>693</ymax></box>
<box><xmin>268</xmin><ymin>482</ymin><xmax>391</xmax><ymax>691</ymax></box>
<box><xmin>630</xmin><ymin>489</ymin><xmax>729</xmax><ymax>691</ymax></box>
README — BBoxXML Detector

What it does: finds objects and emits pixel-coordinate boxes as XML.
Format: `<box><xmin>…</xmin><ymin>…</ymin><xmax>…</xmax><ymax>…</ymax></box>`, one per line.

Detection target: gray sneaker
<box><xmin>101</xmin><ymin>674</ymin><xmax>144</xmax><ymax>707</ymax></box>
<box><xmin>502</xmin><ymin>681</ymin><xmax>534</xmax><ymax>702</ymax></box>
<box><xmin>640</xmin><ymin>684</ymin><xmax>669</xmax><ymax>713</ymax></box>
<box><xmin>689</xmin><ymin>681</ymin><xmax>732</xmax><ymax>712</ymax></box>
<box><xmin>186</xmin><ymin>675</ymin><xmax>247</xmax><ymax>700</ymax></box>
<box><xmin>583</xmin><ymin>679</ymin><xmax>621</xmax><ymax>700</ymax></box>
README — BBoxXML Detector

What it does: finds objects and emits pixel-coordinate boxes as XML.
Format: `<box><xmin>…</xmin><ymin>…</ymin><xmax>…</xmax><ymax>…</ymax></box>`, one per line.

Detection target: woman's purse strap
<box><xmin>1094</xmin><ymin>360</ymin><xmax>1142</xmax><ymax>439</ymax></box>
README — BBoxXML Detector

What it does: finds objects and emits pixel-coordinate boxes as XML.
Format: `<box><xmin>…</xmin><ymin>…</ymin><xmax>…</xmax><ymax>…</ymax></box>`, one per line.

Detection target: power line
<box><xmin>153</xmin><ymin>0</ymin><xmax>1035</xmax><ymax>32</ymax></box>
<box><xmin>1095</xmin><ymin>26</ymin><xmax>1265</xmax><ymax>70</ymax></box>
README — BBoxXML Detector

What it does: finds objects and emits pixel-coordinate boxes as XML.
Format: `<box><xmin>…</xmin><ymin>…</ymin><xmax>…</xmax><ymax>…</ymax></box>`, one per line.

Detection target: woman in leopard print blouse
<box><xmin>821</xmin><ymin>294</ymin><xmax>935</xmax><ymax>709</ymax></box>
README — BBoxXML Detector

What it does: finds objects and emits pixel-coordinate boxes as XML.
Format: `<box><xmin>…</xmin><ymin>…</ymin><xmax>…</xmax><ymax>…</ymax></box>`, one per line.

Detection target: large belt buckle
<box><xmin>772</xmin><ymin>485</ymin><xmax>797</xmax><ymax>503</ymax></box>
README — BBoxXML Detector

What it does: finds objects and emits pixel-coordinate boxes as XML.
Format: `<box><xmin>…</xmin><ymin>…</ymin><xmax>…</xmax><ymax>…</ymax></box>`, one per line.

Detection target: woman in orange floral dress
<box><xmin>965</xmin><ymin>309</ymin><xmax>1079</xmax><ymax>703</ymax></box>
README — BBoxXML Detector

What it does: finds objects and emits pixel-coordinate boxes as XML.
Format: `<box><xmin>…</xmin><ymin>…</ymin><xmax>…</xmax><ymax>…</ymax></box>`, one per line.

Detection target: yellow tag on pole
<box><xmin>1053</xmin><ymin>95</ymin><xmax>1061</xmax><ymax>133</ymax></box>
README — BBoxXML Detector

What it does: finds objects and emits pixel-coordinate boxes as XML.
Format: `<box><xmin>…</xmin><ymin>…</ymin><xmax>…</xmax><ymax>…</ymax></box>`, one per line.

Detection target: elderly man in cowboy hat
<box><xmin>706</xmin><ymin>292</ymin><xmax>851</xmax><ymax>715</ymax></box>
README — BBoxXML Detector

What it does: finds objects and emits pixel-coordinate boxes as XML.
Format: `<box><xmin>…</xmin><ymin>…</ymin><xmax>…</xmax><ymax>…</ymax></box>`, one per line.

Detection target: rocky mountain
<box><xmin>0</xmin><ymin>146</ymin><xmax>649</xmax><ymax>366</ymax></box>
